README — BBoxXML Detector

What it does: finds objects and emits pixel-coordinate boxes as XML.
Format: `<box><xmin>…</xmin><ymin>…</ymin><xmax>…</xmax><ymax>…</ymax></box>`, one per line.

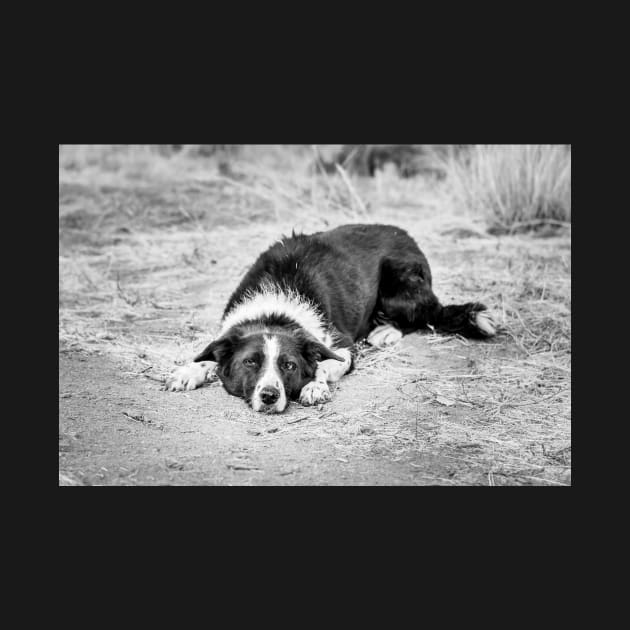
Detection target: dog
<box><xmin>165</xmin><ymin>224</ymin><xmax>496</xmax><ymax>413</ymax></box>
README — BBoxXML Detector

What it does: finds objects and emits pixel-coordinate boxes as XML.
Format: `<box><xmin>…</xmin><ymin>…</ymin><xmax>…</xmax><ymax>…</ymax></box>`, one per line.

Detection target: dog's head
<box><xmin>194</xmin><ymin>327</ymin><xmax>343</xmax><ymax>413</ymax></box>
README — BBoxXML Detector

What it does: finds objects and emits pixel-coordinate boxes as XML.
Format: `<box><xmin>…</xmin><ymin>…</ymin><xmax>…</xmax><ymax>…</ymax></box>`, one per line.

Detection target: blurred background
<box><xmin>59</xmin><ymin>144</ymin><xmax>571</xmax><ymax>234</ymax></box>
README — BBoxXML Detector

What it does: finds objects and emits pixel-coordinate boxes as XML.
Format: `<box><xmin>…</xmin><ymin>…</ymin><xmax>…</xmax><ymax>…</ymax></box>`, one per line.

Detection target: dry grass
<box><xmin>441</xmin><ymin>145</ymin><xmax>571</xmax><ymax>233</ymax></box>
<box><xmin>59</xmin><ymin>145</ymin><xmax>571</xmax><ymax>485</ymax></box>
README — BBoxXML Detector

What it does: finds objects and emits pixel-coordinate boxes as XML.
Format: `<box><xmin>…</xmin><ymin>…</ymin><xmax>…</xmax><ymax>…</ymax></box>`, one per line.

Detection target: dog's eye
<box><xmin>243</xmin><ymin>358</ymin><xmax>257</xmax><ymax>368</ymax></box>
<box><xmin>283</xmin><ymin>361</ymin><xmax>297</xmax><ymax>372</ymax></box>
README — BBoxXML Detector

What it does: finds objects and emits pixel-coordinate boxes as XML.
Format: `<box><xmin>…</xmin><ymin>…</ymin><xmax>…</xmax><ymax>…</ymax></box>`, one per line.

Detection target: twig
<box><xmin>522</xmin><ymin>360</ymin><xmax>571</xmax><ymax>374</ymax></box>
<box><xmin>493</xmin><ymin>389</ymin><xmax>569</xmax><ymax>414</ymax></box>
<box><xmin>226</xmin><ymin>462</ymin><xmax>261</xmax><ymax>471</ymax></box>
<box><xmin>287</xmin><ymin>416</ymin><xmax>308</xmax><ymax>425</ymax></box>
<box><xmin>520</xmin><ymin>476</ymin><xmax>570</xmax><ymax>486</ymax></box>
<box><xmin>335</xmin><ymin>164</ymin><xmax>368</xmax><ymax>215</ymax></box>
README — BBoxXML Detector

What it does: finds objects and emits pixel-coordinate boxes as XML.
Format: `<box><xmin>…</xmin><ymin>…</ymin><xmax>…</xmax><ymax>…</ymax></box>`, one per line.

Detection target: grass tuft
<box><xmin>442</xmin><ymin>145</ymin><xmax>571</xmax><ymax>233</ymax></box>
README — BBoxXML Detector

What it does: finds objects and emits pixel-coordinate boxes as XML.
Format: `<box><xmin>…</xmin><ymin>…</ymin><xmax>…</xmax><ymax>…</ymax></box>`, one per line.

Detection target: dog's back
<box><xmin>224</xmin><ymin>224</ymin><xmax>425</xmax><ymax>345</ymax></box>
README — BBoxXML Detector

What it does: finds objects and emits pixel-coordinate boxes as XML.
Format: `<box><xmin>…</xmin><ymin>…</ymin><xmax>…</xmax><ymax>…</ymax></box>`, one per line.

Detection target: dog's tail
<box><xmin>431</xmin><ymin>302</ymin><xmax>497</xmax><ymax>339</ymax></box>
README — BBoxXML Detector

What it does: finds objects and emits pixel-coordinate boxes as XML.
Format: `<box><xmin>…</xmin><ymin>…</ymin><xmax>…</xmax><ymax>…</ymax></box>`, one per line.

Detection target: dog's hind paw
<box><xmin>367</xmin><ymin>324</ymin><xmax>403</xmax><ymax>348</ymax></box>
<box><xmin>473</xmin><ymin>310</ymin><xmax>497</xmax><ymax>337</ymax></box>
<box><xmin>299</xmin><ymin>380</ymin><xmax>332</xmax><ymax>406</ymax></box>
<box><xmin>164</xmin><ymin>362</ymin><xmax>212</xmax><ymax>391</ymax></box>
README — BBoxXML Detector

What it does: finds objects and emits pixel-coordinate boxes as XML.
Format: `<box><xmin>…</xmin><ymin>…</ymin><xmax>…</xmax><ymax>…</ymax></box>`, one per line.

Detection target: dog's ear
<box><xmin>194</xmin><ymin>334</ymin><xmax>236</xmax><ymax>363</ymax></box>
<box><xmin>300</xmin><ymin>334</ymin><xmax>344</xmax><ymax>363</ymax></box>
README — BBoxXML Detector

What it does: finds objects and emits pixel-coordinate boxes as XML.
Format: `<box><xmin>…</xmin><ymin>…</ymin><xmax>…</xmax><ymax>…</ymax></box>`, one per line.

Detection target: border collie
<box><xmin>166</xmin><ymin>224</ymin><xmax>496</xmax><ymax>413</ymax></box>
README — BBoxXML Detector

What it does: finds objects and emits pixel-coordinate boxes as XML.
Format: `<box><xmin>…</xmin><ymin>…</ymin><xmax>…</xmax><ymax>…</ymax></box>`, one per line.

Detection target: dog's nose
<box><xmin>260</xmin><ymin>387</ymin><xmax>280</xmax><ymax>405</ymax></box>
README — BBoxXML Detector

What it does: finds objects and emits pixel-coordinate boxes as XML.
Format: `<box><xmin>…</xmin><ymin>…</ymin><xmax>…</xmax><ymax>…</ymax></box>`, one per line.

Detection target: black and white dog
<box><xmin>166</xmin><ymin>224</ymin><xmax>496</xmax><ymax>413</ymax></box>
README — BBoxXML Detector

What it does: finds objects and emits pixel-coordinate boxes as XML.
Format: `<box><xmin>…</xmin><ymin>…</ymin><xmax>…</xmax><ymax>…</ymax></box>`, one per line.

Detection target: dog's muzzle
<box><xmin>252</xmin><ymin>385</ymin><xmax>287</xmax><ymax>413</ymax></box>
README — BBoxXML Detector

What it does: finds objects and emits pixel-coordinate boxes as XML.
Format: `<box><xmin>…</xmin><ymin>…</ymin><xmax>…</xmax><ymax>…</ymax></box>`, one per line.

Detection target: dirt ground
<box><xmin>59</xmin><ymin>146</ymin><xmax>571</xmax><ymax>486</ymax></box>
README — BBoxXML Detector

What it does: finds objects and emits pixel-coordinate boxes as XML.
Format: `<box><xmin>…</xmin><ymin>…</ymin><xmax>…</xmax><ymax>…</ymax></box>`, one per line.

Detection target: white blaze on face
<box><xmin>251</xmin><ymin>335</ymin><xmax>287</xmax><ymax>413</ymax></box>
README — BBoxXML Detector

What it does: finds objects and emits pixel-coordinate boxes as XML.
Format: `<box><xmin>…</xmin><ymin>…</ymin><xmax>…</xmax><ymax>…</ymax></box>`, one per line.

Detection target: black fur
<box><xmin>219</xmin><ymin>224</ymin><xmax>493</xmax><ymax>345</ymax></box>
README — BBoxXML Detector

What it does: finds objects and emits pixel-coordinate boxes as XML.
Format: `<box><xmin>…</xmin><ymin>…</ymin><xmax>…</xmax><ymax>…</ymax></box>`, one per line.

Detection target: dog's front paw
<box><xmin>299</xmin><ymin>380</ymin><xmax>332</xmax><ymax>406</ymax></box>
<box><xmin>165</xmin><ymin>362</ymin><xmax>212</xmax><ymax>391</ymax></box>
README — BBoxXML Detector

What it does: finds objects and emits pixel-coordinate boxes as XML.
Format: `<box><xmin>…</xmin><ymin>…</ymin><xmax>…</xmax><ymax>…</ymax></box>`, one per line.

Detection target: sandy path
<box><xmin>60</xmin><ymin>329</ymin><xmax>493</xmax><ymax>486</ymax></box>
